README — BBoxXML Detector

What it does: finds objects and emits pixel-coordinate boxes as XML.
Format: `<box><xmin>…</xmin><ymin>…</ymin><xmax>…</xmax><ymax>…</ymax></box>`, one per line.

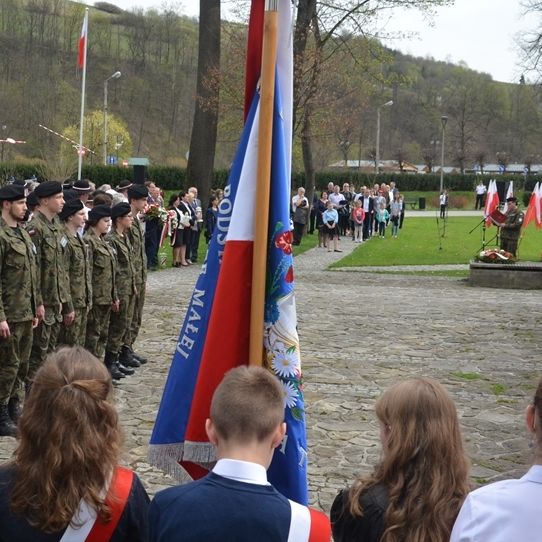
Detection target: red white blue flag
<box><xmin>149</xmin><ymin>0</ymin><xmax>308</xmax><ymax>504</ymax></box>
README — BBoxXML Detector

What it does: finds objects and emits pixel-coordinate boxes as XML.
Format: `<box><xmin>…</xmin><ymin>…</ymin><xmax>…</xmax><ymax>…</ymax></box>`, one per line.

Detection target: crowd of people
<box><xmin>293</xmin><ymin>181</ymin><xmax>406</xmax><ymax>251</ymax></box>
<box><xmin>1</xmin><ymin>345</ymin><xmax>541</xmax><ymax>541</ymax></box>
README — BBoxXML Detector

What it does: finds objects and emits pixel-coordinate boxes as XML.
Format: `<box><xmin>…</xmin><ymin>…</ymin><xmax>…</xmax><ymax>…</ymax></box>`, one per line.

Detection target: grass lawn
<box><xmin>331</xmin><ymin>216</ymin><xmax>542</xmax><ymax>268</ymax></box>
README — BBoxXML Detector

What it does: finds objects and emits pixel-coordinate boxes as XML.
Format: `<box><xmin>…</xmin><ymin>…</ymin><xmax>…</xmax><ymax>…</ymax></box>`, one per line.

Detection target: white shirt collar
<box><xmin>212</xmin><ymin>458</ymin><xmax>270</xmax><ymax>486</ymax></box>
<box><xmin>524</xmin><ymin>464</ymin><xmax>542</xmax><ymax>483</ymax></box>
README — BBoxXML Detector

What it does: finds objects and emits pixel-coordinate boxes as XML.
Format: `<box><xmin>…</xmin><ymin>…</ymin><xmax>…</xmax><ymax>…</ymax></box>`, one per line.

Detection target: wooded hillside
<box><xmin>0</xmin><ymin>0</ymin><xmax>540</xmax><ymax>173</ymax></box>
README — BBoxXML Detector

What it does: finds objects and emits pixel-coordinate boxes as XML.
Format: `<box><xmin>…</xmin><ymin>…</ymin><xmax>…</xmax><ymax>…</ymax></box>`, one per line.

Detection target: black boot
<box><xmin>7</xmin><ymin>397</ymin><xmax>22</xmax><ymax>423</ymax></box>
<box><xmin>117</xmin><ymin>362</ymin><xmax>135</xmax><ymax>376</ymax></box>
<box><xmin>131</xmin><ymin>349</ymin><xmax>148</xmax><ymax>364</ymax></box>
<box><xmin>120</xmin><ymin>345</ymin><xmax>140</xmax><ymax>368</ymax></box>
<box><xmin>0</xmin><ymin>404</ymin><xmax>17</xmax><ymax>437</ymax></box>
<box><xmin>105</xmin><ymin>351</ymin><xmax>125</xmax><ymax>380</ymax></box>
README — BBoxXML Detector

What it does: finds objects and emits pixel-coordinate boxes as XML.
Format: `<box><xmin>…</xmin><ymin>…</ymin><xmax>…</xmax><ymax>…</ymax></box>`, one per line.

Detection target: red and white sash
<box><xmin>288</xmin><ymin>500</ymin><xmax>331</xmax><ymax>542</ymax></box>
<box><xmin>60</xmin><ymin>467</ymin><xmax>134</xmax><ymax>542</ymax></box>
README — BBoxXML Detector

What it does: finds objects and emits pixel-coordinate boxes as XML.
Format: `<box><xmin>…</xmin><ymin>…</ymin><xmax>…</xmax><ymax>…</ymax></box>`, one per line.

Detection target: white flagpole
<box><xmin>77</xmin><ymin>8</ymin><xmax>89</xmax><ymax>181</ymax></box>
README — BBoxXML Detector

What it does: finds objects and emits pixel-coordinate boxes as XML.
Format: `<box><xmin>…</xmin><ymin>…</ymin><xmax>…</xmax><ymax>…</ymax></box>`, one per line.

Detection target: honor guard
<box><xmin>0</xmin><ymin>185</ymin><xmax>42</xmax><ymax>436</ymax></box>
<box><xmin>26</xmin><ymin>181</ymin><xmax>72</xmax><ymax>381</ymax></box>
<box><xmin>58</xmin><ymin>199</ymin><xmax>92</xmax><ymax>347</ymax></box>
<box><xmin>84</xmin><ymin>205</ymin><xmax>121</xmax><ymax>377</ymax></box>
<box><xmin>105</xmin><ymin>203</ymin><xmax>138</xmax><ymax>379</ymax></box>
<box><xmin>122</xmin><ymin>183</ymin><xmax>149</xmax><ymax>367</ymax></box>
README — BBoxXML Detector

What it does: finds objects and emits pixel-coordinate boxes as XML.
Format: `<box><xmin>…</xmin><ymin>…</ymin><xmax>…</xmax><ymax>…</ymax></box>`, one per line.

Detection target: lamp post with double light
<box><xmin>103</xmin><ymin>71</ymin><xmax>121</xmax><ymax>165</ymax></box>
<box><xmin>439</xmin><ymin>115</ymin><xmax>448</xmax><ymax>193</ymax></box>
<box><xmin>375</xmin><ymin>100</ymin><xmax>393</xmax><ymax>174</ymax></box>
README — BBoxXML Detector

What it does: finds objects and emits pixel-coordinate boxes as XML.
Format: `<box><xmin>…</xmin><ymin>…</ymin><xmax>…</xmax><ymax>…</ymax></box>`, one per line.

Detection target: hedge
<box><xmin>1</xmin><ymin>161</ymin><xmax>541</xmax><ymax>194</ymax></box>
<box><xmin>0</xmin><ymin>162</ymin><xmax>230</xmax><ymax>191</ymax></box>
<box><xmin>294</xmin><ymin>171</ymin><xmax>542</xmax><ymax>193</ymax></box>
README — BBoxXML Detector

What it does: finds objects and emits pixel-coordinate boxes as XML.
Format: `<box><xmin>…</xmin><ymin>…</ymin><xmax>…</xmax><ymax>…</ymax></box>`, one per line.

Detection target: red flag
<box><xmin>535</xmin><ymin>183</ymin><xmax>542</xmax><ymax>229</ymax></box>
<box><xmin>523</xmin><ymin>182</ymin><xmax>538</xmax><ymax>228</ymax></box>
<box><xmin>78</xmin><ymin>12</ymin><xmax>88</xmax><ymax>69</ymax></box>
<box><xmin>243</xmin><ymin>0</ymin><xmax>264</xmax><ymax>120</ymax></box>
<box><xmin>484</xmin><ymin>180</ymin><xmax>499</xmax><ymax>227</ymax></box>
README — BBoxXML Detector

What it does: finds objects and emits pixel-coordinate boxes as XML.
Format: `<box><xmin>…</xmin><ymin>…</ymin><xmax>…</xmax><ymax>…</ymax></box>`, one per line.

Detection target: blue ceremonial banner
<box><xmin>149</xmin><ymin>0</ymin><xmax>308</xmax><ymax>504</ymax></box>
<box><xmin>148</xmin><ymin>99</ymin><xmax>259</xmax><ymax>479</ymax></box>
<box><xmin>265</xmin><ymin>73</ymin><xmax>308</xmax><ymax>504</ymax></box>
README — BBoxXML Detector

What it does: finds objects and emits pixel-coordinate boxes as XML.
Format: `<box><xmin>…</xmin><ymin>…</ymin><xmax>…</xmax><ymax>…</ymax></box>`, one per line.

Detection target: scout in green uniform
<box><xmin>84</xmin><ymin>205</ymin><xmax>123</xmax><ymax>379</ymax></box>
<box><xmin>58</xmin><ymin>199</ymin><xmax>92</xmax><ymax>347</ymax></box>
<box><xmin>121</xmin><ymin>183</ymin><xmax>149</xmax><ymax>368</ymax></box>
<box><xmin>0</xmin><ymin>185</ymin><xmax>42</xmax><ymax>436</ymax></box>
<box><xmin>105</xmin><ymin>203</ymin><xmax>137</xmax><ymax>378</ymax></box>
<box><xmin>500</xmin><ymin>197</ymin><xmax>524</xmax><ymax>257</ymax></box>
<box><xmin>26</xmin><ymin>181</ymin><xmax>72</xmax><ymax>380</ymax></box>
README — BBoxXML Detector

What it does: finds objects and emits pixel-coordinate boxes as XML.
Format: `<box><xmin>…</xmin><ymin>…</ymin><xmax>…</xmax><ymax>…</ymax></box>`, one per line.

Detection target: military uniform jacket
<box><xmin>106</xmin><ymin>230</ymin><xmax>136</xmax><ymax>298</ymax></box>
<box><xmin>501</xmin><ymin>209</ymin><xmax>524</xmax><ymax>241</ymax></box>
<box><xmin>63</xmin><ymin>226</ymin><xmax>92</xmax><ymax>310</ymax></box>
<box><xmin>84</xmin><ymin>229</ymin><xmax>118</xmax><ymax>306</ymax></box>
<box><xmin>0</xmin><ymin>218</ymin><xmax>41</xmax><ymax>323</ymax></box>
<box><xmin>126</xmin><ymin>218</ymin><xmax>147</xmax><ymax>287</ymax></box>
<box><xmin>26</xmin><ymin>212</ymin><xmax>71</xmax><ymax>311</ymax></box>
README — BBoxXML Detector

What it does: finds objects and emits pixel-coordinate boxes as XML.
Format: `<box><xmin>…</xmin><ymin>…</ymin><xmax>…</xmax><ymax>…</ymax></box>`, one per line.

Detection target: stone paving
<box><xmin>1</xmin><ymin>236</ymin><xmax>541</xmax><ymax>515</ymax></box>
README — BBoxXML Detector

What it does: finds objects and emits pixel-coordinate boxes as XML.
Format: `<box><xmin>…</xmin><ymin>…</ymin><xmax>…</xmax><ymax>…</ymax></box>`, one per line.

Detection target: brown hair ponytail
<box><xmin>11</xmin><ymin>347</ymin><xmax>122</xmax><ymax>532</ymax></box>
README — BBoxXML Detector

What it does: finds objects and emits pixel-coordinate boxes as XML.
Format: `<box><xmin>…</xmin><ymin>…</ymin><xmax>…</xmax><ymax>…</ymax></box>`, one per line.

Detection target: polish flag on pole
<box><xmin>484</xmin><ymin>179</ymin><xmax>499</xmax><ymax>226</ymax></box>
<box><xmin>523</xmin><ymin>182</ymin><xmax>538</xmax><ymax>228</ymax></box>
<box><xmin>525</xmin><ymin>182</ymin><xmax>542</xmax><ymax>229</ymax></box>
<box><xmin>502</xmin><ymin>181</ymin><xmax>514</xmax><ymax>214</ymax></box>
<box><xmin>536</xmin><ymin>183</ymin><xmax>542</xmax><ymax>228</ymax></box>
<box><xmin>78</xmin><ymin>11</ymin><xmax>88</xmax><ymax>69</ymax></box>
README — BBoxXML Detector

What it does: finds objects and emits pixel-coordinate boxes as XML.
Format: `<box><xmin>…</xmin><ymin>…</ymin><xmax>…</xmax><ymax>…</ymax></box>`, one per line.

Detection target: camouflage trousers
<box><xmin>106</xmin><ymin>295</ymin><xmax>135</xmax><ymax>354</ymax></box>
<box><xmin>85</xmin><ymin>304</ymin><xmax>111</xmax><ymax>359</ymax></box>
<box><xmin>28</xmin><ymin>306</ymin><xmax>62</xmax><ymax>381</ymax></box>
<box><xmin>500</xmin><ymin>237</ymin><xmax>519</xmax><ymax>257</ymax></box>
<box><xmin>0</xmin><ymin>320</ymin><xmax>33</xmax><ymax>404</ymax></box>
<box><xmin>58</xmin><ymin>307</ymin><xmax>89</xmax><ymax>347</ymax></box>
<box><xmin>124</xmin><ymin>283</ymin><xmax>146</xmax><ymax>348</ymax></box>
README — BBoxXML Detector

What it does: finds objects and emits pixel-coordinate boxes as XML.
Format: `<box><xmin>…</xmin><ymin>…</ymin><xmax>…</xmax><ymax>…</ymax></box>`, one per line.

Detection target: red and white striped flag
<box><xmin>484</xmin><ymin>179</ymin><xmax>499</xmax><ymax>226</ymax></box>
<box><xmin>502</xmin><ymin>181</ymin><xmax>514</xmax><ymax>214</ymax></box>
<box><xmin>524</xmin><ymin>182</ymin><xmax>542</xmax><ymax>229</ymax></box>
<box><xmin>78</xmin><ymin>11</ymin><xmax>88</xmax><ymax>69</ymax></box>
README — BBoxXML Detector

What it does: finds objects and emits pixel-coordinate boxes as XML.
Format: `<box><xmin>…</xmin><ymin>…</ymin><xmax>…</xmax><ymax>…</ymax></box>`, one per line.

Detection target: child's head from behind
<box><xmin>355</xmin><ymin>200</ymin><xmax>361</xmax><ymax>208</ymax></box>
<box><xmin>209</xmin><ymin>366</ymin><xmax>285</xmax><ymax>446</ymax></box>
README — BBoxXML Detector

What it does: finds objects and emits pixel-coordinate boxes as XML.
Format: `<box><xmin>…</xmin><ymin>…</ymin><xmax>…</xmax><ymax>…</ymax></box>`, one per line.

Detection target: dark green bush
<box><xmin>2</xmin><ymin>161</ymin><xmax>541</xmax><ymax>195</ymax></box>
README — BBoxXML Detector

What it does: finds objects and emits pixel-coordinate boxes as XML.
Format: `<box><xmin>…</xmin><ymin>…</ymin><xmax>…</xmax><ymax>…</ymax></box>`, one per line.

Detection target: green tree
<box><xmin>62</xmin><ymin>110</ymin><xmax>132</xmax><ymax>166</ymax></box>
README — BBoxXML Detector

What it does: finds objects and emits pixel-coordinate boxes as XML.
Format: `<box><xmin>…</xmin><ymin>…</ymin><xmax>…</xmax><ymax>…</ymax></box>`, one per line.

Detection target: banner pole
<box><xmin>77</xmin><ymin>8</ymin><xmax>89</xmax><ymax>181</ymax></box>
<box><xmin>249</xmin><ymin>0</ymin><xmax>279</xmax><ymax>366</ymax></box>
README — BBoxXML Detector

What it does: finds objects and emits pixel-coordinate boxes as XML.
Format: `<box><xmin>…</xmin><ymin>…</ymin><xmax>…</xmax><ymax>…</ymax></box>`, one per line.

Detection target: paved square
<box><xmin>1</xmin><ymin>243</ymin><xmax>540</xmax><ymax>514</ymax></box>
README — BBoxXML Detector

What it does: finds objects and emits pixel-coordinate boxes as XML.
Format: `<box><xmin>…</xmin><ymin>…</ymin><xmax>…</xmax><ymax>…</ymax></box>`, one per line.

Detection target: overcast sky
<box><xmin>95</xmin><ymin>0</ymin><xmax>534</xmax><ymax>84</ymax></box>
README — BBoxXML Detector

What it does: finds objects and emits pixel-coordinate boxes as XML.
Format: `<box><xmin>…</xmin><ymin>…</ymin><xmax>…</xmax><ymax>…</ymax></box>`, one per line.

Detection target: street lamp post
<box><xmin>103</xmin><ymin>71</ymin><xmax>121</xmax><ymax>166</ymax></box>
<box><xmin>375</xmin><ymin>100</ymin><xmax>393</xmax><ymax>174</ymax></box>
<box><xmin>439</xmin><ymin>115</ymin><xmax>448</xmax><ymax>193</ymax></box>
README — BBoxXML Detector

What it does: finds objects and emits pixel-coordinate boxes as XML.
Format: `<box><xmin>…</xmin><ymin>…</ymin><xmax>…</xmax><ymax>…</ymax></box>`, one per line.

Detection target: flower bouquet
<box><xmin>143</xmin><ymin>203</ymin><xmax>169</xmax><ymax>223</ymax></box>
<box><xmin>476</xmin><ymin>248</ymin><xmax>515</xmax><ymax>263</ymax></box>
